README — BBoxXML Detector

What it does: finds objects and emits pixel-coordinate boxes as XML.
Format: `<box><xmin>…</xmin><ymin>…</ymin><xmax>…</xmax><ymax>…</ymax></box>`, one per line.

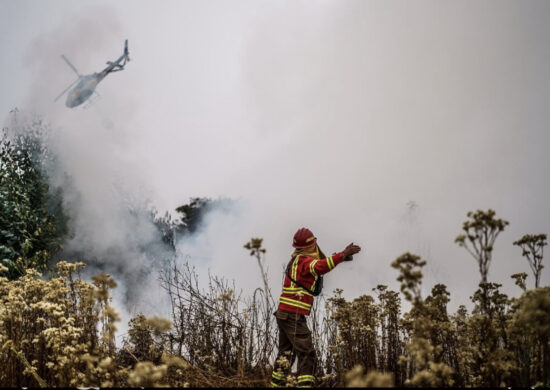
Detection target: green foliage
<box><xmin>0</xmin><ymin>130</ymin><xmax>63</xmax><ymax>279</ymax></box>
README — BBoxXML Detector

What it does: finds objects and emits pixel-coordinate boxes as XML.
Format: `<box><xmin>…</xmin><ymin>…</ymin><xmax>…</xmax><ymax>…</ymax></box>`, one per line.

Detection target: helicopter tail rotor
<box><xmin>124</xmin><ymin>39</ymin><xmax>130</xmax><ymax>62</ymax></box>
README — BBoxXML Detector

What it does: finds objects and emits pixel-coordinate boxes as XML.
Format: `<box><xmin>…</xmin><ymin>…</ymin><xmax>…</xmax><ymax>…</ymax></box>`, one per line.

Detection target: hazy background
<box><xmin>1</xmin><ymin>0</ymin><xmax>549</xmax><ymax>329</ymax></box>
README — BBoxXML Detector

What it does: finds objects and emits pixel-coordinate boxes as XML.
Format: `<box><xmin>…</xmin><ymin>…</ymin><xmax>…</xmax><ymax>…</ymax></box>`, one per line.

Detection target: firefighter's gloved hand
<box><xmin>342</xmin><ymin>242</ymin><xmax>361</xmax><ymax>260</ymax></box>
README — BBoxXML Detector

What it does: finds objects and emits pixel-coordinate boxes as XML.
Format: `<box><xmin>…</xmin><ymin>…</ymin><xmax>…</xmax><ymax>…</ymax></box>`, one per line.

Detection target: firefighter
<box><xmin>270</xmin><ymin>227</ymin><xmax>361</xmax><ymax>388</ymax></box>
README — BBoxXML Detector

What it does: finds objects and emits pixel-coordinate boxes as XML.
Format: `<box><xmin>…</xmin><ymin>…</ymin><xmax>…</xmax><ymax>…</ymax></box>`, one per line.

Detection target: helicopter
<box><xmin>54</xmin><ymin>40</ymin><xmax>130</xmax><ymax>108</ymax></box>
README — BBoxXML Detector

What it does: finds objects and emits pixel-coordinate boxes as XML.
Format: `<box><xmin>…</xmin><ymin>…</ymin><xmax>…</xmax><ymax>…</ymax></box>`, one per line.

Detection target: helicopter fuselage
<box><xmin>66</xmin><ymin>66</ymin><xmax>118</xmax><ymax>107</ymax></box>
<box><xmin>61</xmin><ymin>41</ymin><xmax>129</xmax><ymax>108</ymax></box>
<box><xmin>66</xmin><ymin>74</ymin><xmax>99</xmax><ymax>108</ymax></box>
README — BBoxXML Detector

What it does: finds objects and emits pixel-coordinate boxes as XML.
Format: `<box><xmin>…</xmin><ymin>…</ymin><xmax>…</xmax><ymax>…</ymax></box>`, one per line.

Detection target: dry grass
<box><xmin>1</xmin><ymin>253</ymin><xmax>549</xmax><ymax>387</ymax></box>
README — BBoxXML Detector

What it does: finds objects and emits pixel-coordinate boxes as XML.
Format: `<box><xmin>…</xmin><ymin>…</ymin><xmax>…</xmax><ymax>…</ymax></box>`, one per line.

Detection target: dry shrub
<box><xmin>345</xmin><ymin>364</ymin><xmax>394</xmax><ymax>387</ymax></box>
<box><xmin>0</xmin><ymin>261</ymin><xmax>180</xmax><ymax>387</ymax></box>
<box><xmin>160</xmin><ymin>259</ymin><xmax>275</xmax><ymax>386</ymax></box>
<box><xmin>1</xmin><ymin>251</ymin><xmax>549</xmax><ymax>387</ymax></box>
<box><xmin>1</xmin><ymin>262</ymin><xmax>102</xmax><ymax>387</ymax></box>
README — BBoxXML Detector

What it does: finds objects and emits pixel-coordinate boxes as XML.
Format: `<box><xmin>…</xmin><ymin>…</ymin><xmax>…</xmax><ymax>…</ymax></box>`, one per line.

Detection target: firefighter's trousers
<box><xmin>270</xmin><ymin>309</ymin><xmax>316</xmax><ymax>388</ymax></box>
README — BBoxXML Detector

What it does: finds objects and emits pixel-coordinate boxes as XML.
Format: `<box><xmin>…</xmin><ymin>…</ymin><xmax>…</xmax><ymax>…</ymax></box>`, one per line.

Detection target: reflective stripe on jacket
<box><xmin>278</xmin><ymin>251</ymin><xmax>345</xmax><ymax>315</ymax></box>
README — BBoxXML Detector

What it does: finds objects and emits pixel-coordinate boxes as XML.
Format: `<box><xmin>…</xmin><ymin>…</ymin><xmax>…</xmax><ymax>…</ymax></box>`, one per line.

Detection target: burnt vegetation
<box><xmin>1</xmin><ymin>122</ymin><xmax>549</xmax><ymax>387</ymax></box>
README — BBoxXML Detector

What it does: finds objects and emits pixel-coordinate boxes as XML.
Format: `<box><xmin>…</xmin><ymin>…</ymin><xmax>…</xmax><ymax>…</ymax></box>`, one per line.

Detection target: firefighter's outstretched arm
<box><xmin>308</xmin><ymin>242</ymin><xmax>361</xmax><ymax>276</ymax></box>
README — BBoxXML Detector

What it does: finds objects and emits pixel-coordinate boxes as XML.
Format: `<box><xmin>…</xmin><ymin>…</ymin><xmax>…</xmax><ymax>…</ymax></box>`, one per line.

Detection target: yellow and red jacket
<box><xmin>278</xmin><ymin>252</ymin><xmax>346</xmax><ymax>315</ymax></box>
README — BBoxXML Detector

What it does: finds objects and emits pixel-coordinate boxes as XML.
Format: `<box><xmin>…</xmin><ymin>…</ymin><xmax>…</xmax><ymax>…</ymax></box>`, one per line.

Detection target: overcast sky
<box><xmin>1</xmin><ymin>0</ymin><xmax>549</xmax><ymax>314</ymax></box>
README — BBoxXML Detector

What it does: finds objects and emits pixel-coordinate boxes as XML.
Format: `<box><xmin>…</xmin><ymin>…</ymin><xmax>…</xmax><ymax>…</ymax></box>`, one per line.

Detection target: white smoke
<box><xmin>4</xmin><ymin>2</ymin><xmax>550</xmax><ymax>339</ymax></box>
<box><xmin>11</xmin><ymin>8</ymin><xmax>176</xmax><ymax>344</ymax></box>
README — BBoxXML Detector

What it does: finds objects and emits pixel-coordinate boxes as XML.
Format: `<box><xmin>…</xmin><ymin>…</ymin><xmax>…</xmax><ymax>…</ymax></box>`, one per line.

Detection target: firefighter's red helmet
<box><xmin>293</xmin><ymin>228</ymin><xmax>317</xmax><ymax>248</ymax></box>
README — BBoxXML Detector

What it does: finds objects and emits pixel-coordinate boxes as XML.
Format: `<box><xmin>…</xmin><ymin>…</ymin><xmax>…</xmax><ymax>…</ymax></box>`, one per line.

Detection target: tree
<box><xmin>513</xmin><ymin>234</ymin><xmax>547</xmax><ymax>288</ymax></box>
<box><xmin>175</xmin><ymin>197</ymin><xmax>215</xmax><ymax>235</ymax></box>
<box><xmin>0</xmin><ymin>128</ymin><xmax>63</xmax><ymax>279</ymax></box>
<box><xmin>455</xmin><ymin>209</ymin><xmax>509</xmax><ymax>284</ymax></box>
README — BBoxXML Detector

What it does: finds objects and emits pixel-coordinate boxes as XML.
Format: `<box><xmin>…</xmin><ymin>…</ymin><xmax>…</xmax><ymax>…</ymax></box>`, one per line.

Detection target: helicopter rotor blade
<box><xmin>60</xmin><ymin>55</ymin><xmax>81</xmax><ymax>77</ymax></box>
<box><xmin>54</xmin><ymin>78</ymin><xmax>79</xmax><ymax>102</ymax></box>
